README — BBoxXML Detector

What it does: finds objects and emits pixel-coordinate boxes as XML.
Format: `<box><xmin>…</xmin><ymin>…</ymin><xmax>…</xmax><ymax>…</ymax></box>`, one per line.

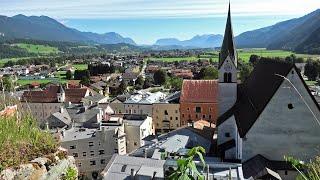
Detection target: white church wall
<box><xmin>217</xmin><ymin>116</ymin><xmax>237</xmax><ymax>145</ymax></box>
<box><xmin>242</xmin><ymin>68</ymin><xmax>320</xmax><ymax>162</ymax></box>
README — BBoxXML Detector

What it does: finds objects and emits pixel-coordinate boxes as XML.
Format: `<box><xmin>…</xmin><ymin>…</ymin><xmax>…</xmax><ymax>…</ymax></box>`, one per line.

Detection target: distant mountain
<box><xmin>295</xmin><ymin>26</ymin><xmax>320</xmax><ymax>54</ymax></box>
<box><xmin>155</xmin><ymin>34</ymin><xmax>223</xmax><ymax>48</ymax></box>
<box><xmin>0</xmin><ymin>14</ymin><xmax>136</xmax><ymax>45</ymax></box>
<box><xmin>236</xmin><ymin>9</ymin><xmax>320</xmax><ymax>52</ymax></box>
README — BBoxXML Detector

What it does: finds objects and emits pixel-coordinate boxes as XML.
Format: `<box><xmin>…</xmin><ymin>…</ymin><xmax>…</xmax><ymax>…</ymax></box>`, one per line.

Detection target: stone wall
<box><xmin>0</xmin><ymin>149</ymin><xmax>78</xmax><ymax>180</ymax></box>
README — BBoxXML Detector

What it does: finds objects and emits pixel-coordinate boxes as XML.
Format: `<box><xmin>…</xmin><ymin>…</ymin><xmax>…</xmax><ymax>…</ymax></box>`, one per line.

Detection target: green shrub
<box><xmin>63</xmin><ymin>167</ymin><xmax>77</xmax><ymax>180</ymax></box>
<box><xmin>0</xmin><ymin>100</ymin><xmax>58</xmax><ymax>169</ymax></box>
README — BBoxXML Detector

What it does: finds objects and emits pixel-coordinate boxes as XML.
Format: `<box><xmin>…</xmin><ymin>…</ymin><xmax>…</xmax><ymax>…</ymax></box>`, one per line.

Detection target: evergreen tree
<box><xmin>153</xmin><ymin>70</ymin><xmax>167</xmax><ymax>85</ymax></box>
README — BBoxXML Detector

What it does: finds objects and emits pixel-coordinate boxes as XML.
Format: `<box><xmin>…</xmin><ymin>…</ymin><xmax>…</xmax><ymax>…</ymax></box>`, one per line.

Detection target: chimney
<box><xmin>130</xmin><ymin>169</ymin><xmax>136</xmax><ymax>180</ymax></box>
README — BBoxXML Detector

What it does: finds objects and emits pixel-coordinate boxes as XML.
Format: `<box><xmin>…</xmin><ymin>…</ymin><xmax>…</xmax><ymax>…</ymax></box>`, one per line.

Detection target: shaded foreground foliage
<box><xmin>0</xmin><ymin>97</ymin><xmax>58</xmax><ymax>171</ymax></box>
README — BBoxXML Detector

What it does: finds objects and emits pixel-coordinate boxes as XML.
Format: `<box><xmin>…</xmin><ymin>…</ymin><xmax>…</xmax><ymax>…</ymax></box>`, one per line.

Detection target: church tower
<box><xmin>218</xmin><ymin>3</ymin><xmax>238</xmax><ymax>116</ymax></box>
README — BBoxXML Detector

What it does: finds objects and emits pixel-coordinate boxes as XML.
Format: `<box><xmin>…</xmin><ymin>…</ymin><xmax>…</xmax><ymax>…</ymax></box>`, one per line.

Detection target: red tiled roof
<box><xmin>22</xmin><ymin>85</ymin><xmax>60</xmax><ymax>103</ymax></box>
<box><xmin>22</xmin><ymin>85</ymin><xmax>89</xmax><ymax>104</ymax></box>
<box><xmin>180</xmin><ymin>80</ymin><xmax>218</xmax><ymax>103</ymax></box>
<box><xmin>65</xmin><ymin>88</ymin><xmax>88</xmax><ymax>103</ymax></box>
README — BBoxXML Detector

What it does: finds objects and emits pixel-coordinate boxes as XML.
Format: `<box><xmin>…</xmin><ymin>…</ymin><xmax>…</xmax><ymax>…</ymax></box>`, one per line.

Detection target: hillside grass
<box><xmin>14</xmin><ymin>43</ymin><xmax>59</xmax><ymax>54</ymax></box>
<box><xmin>0</xmin><ymin>98</ymin><xmax>58</xmax><ymax>170</ymax></box>
<box><xmin>0</xmin><ymin>57</ymin><xmax>29</xmax><ymax>67</ymax></box>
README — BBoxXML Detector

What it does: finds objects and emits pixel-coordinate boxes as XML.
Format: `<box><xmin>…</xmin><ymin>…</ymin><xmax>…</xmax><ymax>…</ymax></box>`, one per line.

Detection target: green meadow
<box><xmin>14</xmin><ymin>43</ymin><xmax>59</xmax><ymax>54</ymax></box>
<box><xmin>150</xmin><ymin>49</ymin><xmax>318</xmax><ymax>63</ymax></box>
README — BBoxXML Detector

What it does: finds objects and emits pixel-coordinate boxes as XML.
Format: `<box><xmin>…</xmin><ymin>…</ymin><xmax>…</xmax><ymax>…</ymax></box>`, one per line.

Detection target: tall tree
<box><xmin>305</xmin><ymin>60</ymin><xmax>319</xmax><ymax>81</ymax></box>
<box><xmin>240</xmin><ymin>63</ymin><xmax>253</xmax><ymax>82</ymax></box>
<box><xmin>153</xmin><ymin>70</ymin><xmax>167</xmax><ymax>85</ymax></box>
<box><xmin>66</xmin><ymin>70</ymin><xmax>73</xmax><ymax>80</ymax></box>
<box><xmin>198</xmin><ymin>67</ymin><xmax>218</xmax><ymax>80</ymax></box>
<box><xmin>118</xmin><ymin>81</ymin><xmax>127</xmax><ymax>95</ymax></box>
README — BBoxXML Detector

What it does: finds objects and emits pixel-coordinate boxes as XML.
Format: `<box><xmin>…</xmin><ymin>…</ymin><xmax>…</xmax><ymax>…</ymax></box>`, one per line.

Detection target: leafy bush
<box><xmin>285</xmin><ymin>156</ymin><xmax>320</xmax><ymax>180</ymax></box>
<box><xmin>169</xmin><ymin>146</ymin><xmax>206</xmax><ymax>180</ymax></box>
<box><xmin>63</xmin><ymin>167</ymin><xmax>78</xmax><ymax>180</ymax></box>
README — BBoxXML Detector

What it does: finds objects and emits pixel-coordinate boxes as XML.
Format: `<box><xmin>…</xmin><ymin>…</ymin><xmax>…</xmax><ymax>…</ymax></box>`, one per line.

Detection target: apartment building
<box><xmin>60</xmin><ymin>118</ymin><xmax>126</xmax><ymax>179</ymax></box>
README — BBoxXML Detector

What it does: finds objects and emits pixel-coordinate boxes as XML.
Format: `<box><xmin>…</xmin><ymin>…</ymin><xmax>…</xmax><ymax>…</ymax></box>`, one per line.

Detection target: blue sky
<box><xmin>1</xmin><ymin>0</ymin><xmax>320</xmax><ymax>44</ymax></box>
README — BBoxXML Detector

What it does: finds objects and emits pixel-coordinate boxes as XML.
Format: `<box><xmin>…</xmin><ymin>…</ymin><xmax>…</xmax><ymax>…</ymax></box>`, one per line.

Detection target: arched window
<box><xmin>224</xmin><ymin>73</ymin><xmax>228</xmax><ymax>82</ymax></box>
<box><xmin>228</xmin><ymin>73</ymin><xmax>232</xmax><ymax>83</ymax></box>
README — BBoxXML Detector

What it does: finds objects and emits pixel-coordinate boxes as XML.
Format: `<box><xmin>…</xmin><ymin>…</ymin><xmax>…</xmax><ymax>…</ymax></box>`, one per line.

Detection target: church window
<box><xmin>196</xmin><ymin>107</ymin><xmax>201</xmax><ymax>113</ymax></box>
<box><xmin>224</xmin><ymin>73</ymin><xmax>228</xmax><ymax>82</ymax></box>
<box><xmin>288</xmin><ymin>103</ymin><xmax>294</xmax><ymax>109</ymax></box>
<box><xmin>225</xmin><ymin>133</ymin><xmax>230</xmax><ymax>137</ymax></box>
<box><xmin>228</xmin><ymin>73</ymin><xmax>232</xmax><ymax>83</ymax></box>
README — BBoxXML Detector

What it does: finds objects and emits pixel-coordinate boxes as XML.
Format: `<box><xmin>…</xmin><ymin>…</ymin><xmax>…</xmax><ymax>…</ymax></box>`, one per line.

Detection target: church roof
<box><xmin>219</xmin><ymin>3</ymin><xmax>237</xmax><ymax>68</ymax></box>
<box><xmin>180</xmin><ymin>80</ymin><xmax>218</xmax><ymax>103</ymax></box>
<box><xmin>242</xmin><ymin>154</ymin><xmax>294</xmax><ymax>179</ymax></box>
<box><xmin>217</xmin><ymin>60</ymin><xmax>294</xmax><ymax>137</ymax></box>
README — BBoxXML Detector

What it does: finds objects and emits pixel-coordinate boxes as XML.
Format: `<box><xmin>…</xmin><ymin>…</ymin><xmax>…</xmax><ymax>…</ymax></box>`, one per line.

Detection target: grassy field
<box><xmin>306</xmin><ymin>81</ymin><xmax>318</xmax><ymax>86</ymax></box>
<box><xmin>17</xmin><ymin>79</ymin><xmax>67</xmax><ymax>86</ymax></box>
<box><xmin>150</xmin><ymin>49</ymin><xmax>318</xmax><ymax>63</ymax></box>
<box><xmin>14</xmin><ymin>43</ymin><xmax>59</xmax><ymax>54</ymax></box>
<box><xmin>16</xmin><ymin>65</ymin><xmax>85</xmax><ymax>86</ymax></box>
<box><xmin>73</xmin><ymin>64</ymin><xmax>88</xmax><ymax>70</ymax></box>
<box><xmin>148</xmin><ymin>56</ymin><xmax>199</xmax><ymax>62</ymax></box>
<box><xmin>0</xmin><ymin>57</ymin><xmax>29</xmax><ymax>67</ymax></box>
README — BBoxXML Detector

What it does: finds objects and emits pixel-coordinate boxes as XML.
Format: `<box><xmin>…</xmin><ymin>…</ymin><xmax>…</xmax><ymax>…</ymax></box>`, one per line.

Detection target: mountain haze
<box><xmin>0</xmin><ymin>14</ymin><xmax>136</xmax><ymax>45</ymax></box>
<box><xmin>155</xmin><ymin>34</ymin><xmax>223</xmax><ymax>48</ymax></box>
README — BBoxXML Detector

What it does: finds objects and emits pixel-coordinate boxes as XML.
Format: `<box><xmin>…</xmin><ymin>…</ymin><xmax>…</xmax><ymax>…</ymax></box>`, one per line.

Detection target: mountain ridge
<box><xmin>235</xmin><ymin>8</ymin><xmax>320</xmax><ymax>53</ymax></box>
<box><xmin>0</xmin><ymin>14</ymin><xmax>136</xmax><ymax>45</ymax></box>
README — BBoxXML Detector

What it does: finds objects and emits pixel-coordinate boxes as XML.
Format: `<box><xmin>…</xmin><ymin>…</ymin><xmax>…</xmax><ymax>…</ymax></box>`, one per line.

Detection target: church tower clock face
<box><xmin>224</xmin><ymin>62</ymin><xmax>232</xmax><ymax>72</ymax></box>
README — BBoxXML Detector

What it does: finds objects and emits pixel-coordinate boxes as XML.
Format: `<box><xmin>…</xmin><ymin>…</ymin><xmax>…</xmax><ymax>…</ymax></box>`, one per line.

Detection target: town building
<box><xmin>123</xmin><ymin>114</ymin><xmax>154</xmax><ymax>153</ymax></box>
<box><xmin>130</xmin><ymin>124</ymin><xmax>215</xmax><ymax>159</ymax></box>
<box><xmin>109</xmin><ymin>96</ymin><xmax>127</xmax><ymax>114</ymax></box>
<box><xmin>216</xmin><ymin>3</ymin><xmax>320</xmax><ymax>179</ymax></box>
<box><xmin>152</xmin><ymin>91</ymin><xmax>180</xmax><ymax>134</ymax></box>
<box><xmin>21</xmin><ymin>85</ymin><xmax>106</xmax><ymax>127</ymax></box>
<box><xmin>101</xmin><ymin>155</ymin><xmax>165</xmax><ymax>180</ymax></box>
<box><xmin>180</xmin><ymin>80</ymin><xmax>218</xmax><ymax>126</ymax></box>
<box><xmin>124</xmin><ymin>91</ymin><xmax>166</xmax><ymax>116</ymax></box>
<box><xmin>60</xmin><ymin>119</ymin><xmax>126</xmax><ymax>179</ymax></box>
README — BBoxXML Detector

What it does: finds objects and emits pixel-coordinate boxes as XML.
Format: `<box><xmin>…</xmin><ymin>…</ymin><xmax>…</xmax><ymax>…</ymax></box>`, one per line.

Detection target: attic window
<box><xmin>288</xmin><ymin>103</ymin><xmax>294</xmax><ymax>109</ymax></box>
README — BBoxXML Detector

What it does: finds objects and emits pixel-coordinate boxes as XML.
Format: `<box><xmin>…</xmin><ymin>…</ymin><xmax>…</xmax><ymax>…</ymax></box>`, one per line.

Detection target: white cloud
<box><xmin>1</xmin><ymin>0</ymin><xmax>319</xmax><ymax>19</ymax></box>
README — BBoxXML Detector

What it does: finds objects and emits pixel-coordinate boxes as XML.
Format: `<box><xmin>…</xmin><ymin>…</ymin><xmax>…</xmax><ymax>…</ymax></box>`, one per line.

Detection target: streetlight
<box><xmin>275</xmin><ymin>74</ymin><xmax>320</xmax><ymax>127</ymax></box>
